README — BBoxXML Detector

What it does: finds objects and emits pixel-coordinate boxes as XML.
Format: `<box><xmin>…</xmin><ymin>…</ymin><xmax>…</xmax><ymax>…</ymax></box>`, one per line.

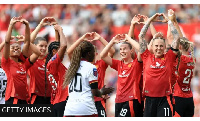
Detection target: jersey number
<box><xmin>48</xmin><ymin>74</ymin><xmax>57</xmax><ymax>91</ymax></box>
<box><xmin>0</xmin><ymin>80</ymin><xmax>7</xmax><ymax>89</ymax></box>
<box><xmin>183</xmin><ymin>69</ymin><xmax>193</xmax><ymax>84</ymax></box>
<box><xmin>69</xmin><ymin>73</ymin><xmax>82</xmax><ymax>93</ymax></box>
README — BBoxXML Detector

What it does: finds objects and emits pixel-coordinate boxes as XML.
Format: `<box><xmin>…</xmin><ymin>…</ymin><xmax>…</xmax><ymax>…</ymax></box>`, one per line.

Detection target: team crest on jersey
<box><xmin>95</xmin><ymin>65</ymin><xmax>99</xmax><ymax>69</ymax></box>
<box><xmin>128</xmin><ymin>63</ymin><xmax>132</xmax><ymax>68</ymax></box>
<box><xmin>93</xmin><ymin>68</ymin><xmax>97</xmax><ymax>77</ymax></box>
<box><xmin>51</xmin><ymin>54</ymin><xmax>57</xmax><ymax>61</ymax></box>
<box><xmin>161</xmin><ymin>58</ymin><xmax>165</xmax><ymax>60</ymax></box>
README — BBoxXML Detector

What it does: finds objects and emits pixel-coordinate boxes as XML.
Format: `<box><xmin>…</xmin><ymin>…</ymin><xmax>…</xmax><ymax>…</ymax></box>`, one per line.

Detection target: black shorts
<box><xmin>174</xmin><ymin>96</ymin><xmax>194</xmax><ymax>117</ymax></box>
<box><xmin>115</xmin><ymin>99</ymin><xmax>143</xmax><ymax>117</ymax></box>
<box><xmin>144</xmin><ymin>95</ymin><xmax>173</xmax><ymax>117</ymax></box>
<box><xmin>31</xmin><ymin>94</ymin><xmax>51</xmax><ymax>104</ymax></box>
<box><xmin>5</xmin><ymin>97</ymin><xmax>27</xmax><ymax>104</ymax></box>
<box><xmin>53</xmin><ymin>97</ymin><xmax>68</xmax><ymax>117</ymax></box>
<box><xmin>95</xmin><ymin>100</ymin><xmax>107</xmax><ymax>117</ymax></box>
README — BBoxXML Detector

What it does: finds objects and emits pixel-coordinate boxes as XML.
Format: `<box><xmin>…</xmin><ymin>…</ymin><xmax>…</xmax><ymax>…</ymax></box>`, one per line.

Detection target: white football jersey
<box><xmin>64</xmin><ymin>60</ymin><xmax>98</xmax><ymax>116</ymax></box>
<box><xmin>0</xmin><ymin>68</ymin><xmax>7</xmax><ymax>104</ymax></box>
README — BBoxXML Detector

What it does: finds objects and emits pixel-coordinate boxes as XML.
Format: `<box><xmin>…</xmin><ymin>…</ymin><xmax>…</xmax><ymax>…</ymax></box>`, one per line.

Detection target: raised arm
<box><xmin>30</xmin><ymin>17</ymin><xmax>49</xmax><ymax>43</ymax></box>
<box><xmin>100</xmin><ymin>34</ymin><xmax>123</xmax><ymax>66</ymax></box>
<box><xmin>91</xmin><ymin>32</ymin><xmax>115</xmax><ymax>57</ymax></box>
<box><xmin>54</xmin><ymin>24</ymin><xmax>67</xmax><ymax>60</ymax></box>
<box><xmin>67</xmin><ymin>32</ymin><xmax>92</xmax><ymax>60</ymax></box>
<box><xmin>128</xmin><ymin>15</ymin><xmax>140</xmax><ymax>39</ymax></box>
<box><xmin>4</xmin><ymin>17</ymin><xmax>20</xmax><ymax>59</ymax></box>
<box><xmin>140</xmin><ymin>15</ymin><xmax>157</xmax><ymax>52</ymax></box>
<box><xmin>163</xmin><ymin>13</ymin><xmax>180</xmax><ymax>52</ymax></box>
<box><xmin>21</xmin><ymin>18</ymin><xmax>31</xmax><ymax>57</ymax></box>
<box><xmin>139</xmin><ymin>13</ymin><xmax>159</xmax><ymax>54</ymax></box>
<box><xmin>125</xmin><ymin>34</ymin><xmax>140</xmax><ymax>51</ymax></box>
<box><xmin>0</xmin><ymin>41</ymin><xmax>5</xmax><ymax>51</ymax></box>
<box><xmin>48</xmin><ymin>17</ymin><xmax>59</xmax><ymax>42</ymax></box>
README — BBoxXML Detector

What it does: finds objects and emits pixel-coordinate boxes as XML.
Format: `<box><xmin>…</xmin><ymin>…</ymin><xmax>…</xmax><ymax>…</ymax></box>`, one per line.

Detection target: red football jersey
<box><xmin>1</xmin><ymin>56</ymin><xmax>32</xmax><ymax>101</ymax></box>
<box><xmin>173</xmin><ymin>55</ymin><xmax>195</xmax><ymax>98</ymax></box>
<box><xmin>28</xmin><ymin>56</ymin><xmax>51</xmax><ymax>97</ymax></box>
<box><xmin>141</xmin><ymin>49</ymin><xmax>176</xmax><ymax>97</ymax></box>
<box><xmin>47</xmin><ymin>53</ymin><xmax>68</xmax><ymax>104</ymax></box>
<box><xmin>171</xmin><ymin>61</ymin><xmax>178</xmax><ymax>89</ymax></box>
<box><xmin>94</xmin><ymin>59</ymin><xmax>108</xmax><ymax>102</ymax></box>
<box><xmin>111</xmin><ymin>58</ymin><xmax>143</xmax><ymax>103</ymax></box>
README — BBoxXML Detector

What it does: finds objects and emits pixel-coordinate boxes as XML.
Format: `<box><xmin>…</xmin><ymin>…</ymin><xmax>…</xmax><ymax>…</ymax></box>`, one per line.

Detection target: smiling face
<box><xmin>152</xmin><ymin>39</ymin><xmax>166</xmax><ymax>58</ymax></box>
<box><xmin>36</xmin><ymin>40</ymin><xmax>48</xmax><ymax>56</ymax></box>
<box><xmin>10</xmin><ymin>43</ymin><xmax>21</xmax><ymax>57</ymax></box>
<box><xmin>119</xmin><ymin>43</ymin><xmax>133</xmax><ymax>60</ymax></box>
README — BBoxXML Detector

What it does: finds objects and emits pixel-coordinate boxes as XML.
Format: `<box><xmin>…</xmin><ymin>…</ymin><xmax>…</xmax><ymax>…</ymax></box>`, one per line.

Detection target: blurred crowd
<box><xmin>0</xmin><ymin>4</ymin><xmax>200</xmax><ymax>117</ymax></box>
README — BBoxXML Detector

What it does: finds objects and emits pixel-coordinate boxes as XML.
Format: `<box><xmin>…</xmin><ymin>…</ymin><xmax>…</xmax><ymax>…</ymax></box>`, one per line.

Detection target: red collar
<box><xmin>81</xmin><ymin>59</ymin><xmax>88</xmax><ymax>62</ymax></box>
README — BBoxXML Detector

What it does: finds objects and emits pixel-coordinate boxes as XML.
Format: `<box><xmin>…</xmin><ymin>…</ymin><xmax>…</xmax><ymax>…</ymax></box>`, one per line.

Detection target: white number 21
<box><xmin>183</xmin><ymin>69</ymin><xmax>193</xmax><ymax>84</ymax></box>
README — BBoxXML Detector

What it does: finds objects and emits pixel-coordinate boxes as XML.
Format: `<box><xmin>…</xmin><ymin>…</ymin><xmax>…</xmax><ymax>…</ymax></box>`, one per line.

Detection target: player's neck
<box><xmin>123</xmin><ymin>57</ymin><xmax>132</xmax><ymax>64</ymax></box>
<box><xmin>38</xmin><ymin>55</ymin><xmax>45</xmax><ymax>59</ymax></box>
<box><xmin>10</xmin><ymin>56</ymin><xmax>18</xmax><ymax>62</ymax></box>
<box><xmin>181</xmin><ymin>50</ymin><xmax>189</xmax><ymax>56</ymax></box>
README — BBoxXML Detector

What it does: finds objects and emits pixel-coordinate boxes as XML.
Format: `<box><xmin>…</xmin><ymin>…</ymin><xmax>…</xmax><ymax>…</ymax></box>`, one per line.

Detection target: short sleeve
<box><xmin>111</xmin><ymin>58</ymin><xmax>120</xmax><ymax>71</ymax></box>
<box><xmin>88</xmin><ymin>66</ymin><xmax>98</xmax><ymax>84</ymax></box>
<box><xmin>47</xmin><ymin>53</ymin><xmax>61</xmax><ymax>74</ymax></box>
<box><xmin>166</xmin><ymin>49</ymin><xmax>177</xmax><ymax>63</ymax></box>
<box><xmin>141</xmin><ymin>49</ymin><xmax>151</xmax><ymax>62</ymax></box>
<box><xmin>18</xmin><ymin>53</ymin><xmax>27</xmax><ymax>63</ymax></box>
<box><xmin>24</xmin><ymin>58</ymin><xmax>33</xmax><ymax>70</ymax></box>
<box><xmin>1</xmin><ymin>56</ymin><xmax>10</xmax><ymax>72</ymax></box>
<box><xmin>98</xmin><ymin>59</ymin><xmax>108</xmax><ymax>70</ymax></box>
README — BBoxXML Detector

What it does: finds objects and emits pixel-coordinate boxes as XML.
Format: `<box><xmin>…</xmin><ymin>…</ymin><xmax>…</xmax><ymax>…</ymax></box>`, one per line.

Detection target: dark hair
<box><xmin>63</xmin><ymin>41</ymin><xmax>94</xmax><ymax>88</ymax></box>
<box><xmin>122</xmin><ymin>42</ymin><xmax>132</xmax><ymax>49</ymax></box>
<box><xmin>44</xmin><ymin>41</ymin><xmax>60</xmax><ymax>97</ymax></box>
<box><xmin>34</xmin><ymin>37</ymin><xmax>48</xmax><ymax>45</ymax></box>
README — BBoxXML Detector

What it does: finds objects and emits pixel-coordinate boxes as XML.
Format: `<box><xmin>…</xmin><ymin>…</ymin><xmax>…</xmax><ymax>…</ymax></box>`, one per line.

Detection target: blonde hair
<box><xmin>177</xmin><ymin>37</ymin><xmax>195</xmax><ymax>70</ymax></box>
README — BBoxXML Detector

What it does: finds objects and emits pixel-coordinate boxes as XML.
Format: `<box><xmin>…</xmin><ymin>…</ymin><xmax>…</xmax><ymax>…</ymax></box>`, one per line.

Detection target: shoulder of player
<box><xmin>81</xmin><ymin>61</ymin><xmax>96</xmax><ymax>69</ymax></box>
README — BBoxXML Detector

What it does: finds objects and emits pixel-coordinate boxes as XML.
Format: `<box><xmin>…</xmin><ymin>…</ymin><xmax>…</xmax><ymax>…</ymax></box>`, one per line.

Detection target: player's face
<box><xmin>10</xmin><ymin>43</ymin><xmax>21</xmax><ymax>57</ymax></box>
<box><xmin>120</xmin><ymin>44</ymin><xmax>132</xmax><ymax>60</ymax></box>
<box><xmin>153</xmin><ymin>39</ymin><xmax>166</xmax><ymax>58</ymax></box>
<box><xmin>36</xmin><ymin>40</ymin><xmax>48</xmax><ymax>56</ymax></box>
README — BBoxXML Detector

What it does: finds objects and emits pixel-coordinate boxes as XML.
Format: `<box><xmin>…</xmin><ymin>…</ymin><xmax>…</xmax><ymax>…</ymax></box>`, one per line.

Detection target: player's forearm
<box><xmin>0</xmin><ymin>41</ymin><xmax>5</xmax><ymax>51</ymax></box>
<box><xmin>55</xmin><ymin>29</ymin><xmax>60</xmax><ymax>42</ymax></box>
<box><xmin>67</xmin><ymin>36</ymin><xmax>84</xmax><ymax>60</ymax></box>
<box><xmin>30</xmin><ymin>24</ymin><xmax>43</xmax><ymax>43</ymax></box>
<box><xmin>100</xmin><ymin>40</ymin><xmax>115</xmax><ymax>59</ymax></box>
<box><xmin>126</xmin><ymin>35</ymin><xmax>140</xmax><ymax>51</ymax></box>
<box><xmin>30</xmin><ymin>43</ymin><xmax>41</xmax><ymax>56</ymax></box>
<box><xmin>57</xmin><ymin>29</ymin><xmax>67</xmax><ymax>60</ymax></box>
<box><xmin>138</xmin><ymin>22</ymin><xmax>149</xmax><ymax>53</ymax></box>
<box><xmin>168</xmin><ymin>20</ymin><xmax>180</xmax><ymax>49</ymax></box>
<box><xmin>128</xmin><ymin>23</ymin><xmax>135</xmax><ymax>39</ymax></box>
<box><xmin>174</xmin><ymin>21</ymin><xmax>183</xmax><ymax>38</ymax></box>
<box><xmin>149</xmin><ymin>23</ymin><xmax>157</xmax><ymax>36</ymax></box>
<box><xmin>22</xmin><ymin>24</ymin><xmax>31</xmax><ymax>57</ymax></box>
<box><xmin>99</xmin><ymin>37</ymin><xmax>115</xmax><ymax>57</ymax></box>
<box><xmin>3</xmin><ymin>24</ymin><xmax>13</xmax><ymax>59</ymax></box>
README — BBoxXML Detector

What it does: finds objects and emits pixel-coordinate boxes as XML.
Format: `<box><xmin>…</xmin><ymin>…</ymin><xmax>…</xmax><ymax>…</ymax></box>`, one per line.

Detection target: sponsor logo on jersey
<box><xmin>119</xmin><ymin>70</ymin><xmax>130</xmax><ymax>77</ymax></box>
<box><xmin>51</xmin><ymin>54</ymin><xmax>57</xmax><ymax>61</ymax></box>
<box><xmin>38</xmin><ymin>64</ymin><xmax>46</xmax><ymax>71</ymax></box>
<box><xmin>128</xmin><ymin>63</ymin><xmax>132</xmax><ymax>68</ymax></box>
<box><xmin>93</xmin><ymin>68</ymin><xmax>97</xmax><ymax>77</ymax></box>
<box><xmin>16</xmin><ymin>67</ymin><xmax>26</xmax><ymax>74</ymax></box>
<box><xmin>150</xmin><ymin>62</ymin><xmax>165</xmax><ymax>69</ymax></box>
